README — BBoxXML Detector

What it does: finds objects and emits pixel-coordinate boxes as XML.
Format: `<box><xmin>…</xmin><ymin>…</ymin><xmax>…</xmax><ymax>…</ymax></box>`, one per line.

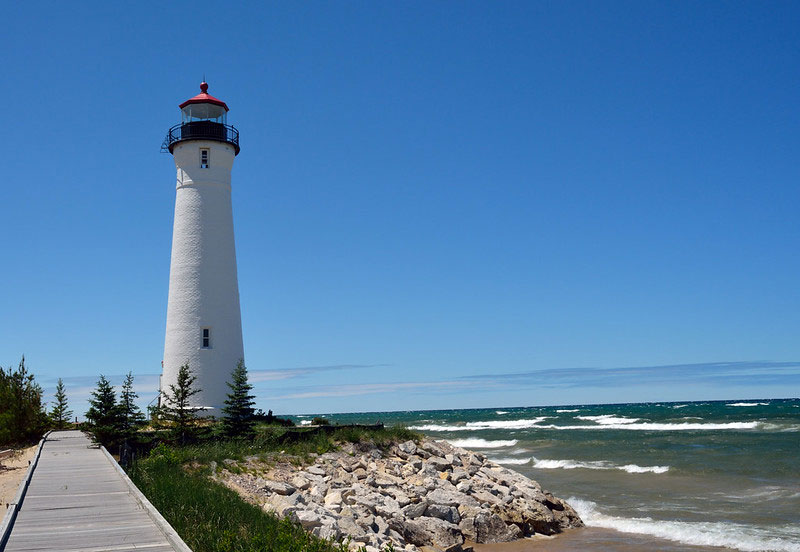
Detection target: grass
<box><xmin>127</xmin><ymin>424</ymin><xmax>420</xmax><ymax>552</ymax></box>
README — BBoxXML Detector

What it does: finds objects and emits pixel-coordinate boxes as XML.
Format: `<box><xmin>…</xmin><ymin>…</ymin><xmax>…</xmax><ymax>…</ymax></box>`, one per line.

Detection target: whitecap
<box><xmin>496</xmin><ymin>410</ymin><xmax>509</xmax><ymax>415</ymax></box>
<box><xmin>672</xmin><ymin>404</ymin><xmax>688</xmax><ymax>409</ymax></box>
<box><xmin>727</xmin><ymin>402</ymin><xmax>769</xmax><ymax>407</ymax></box>
<box><xmin>556</xmin><ymin>409</ymin><xmax>580</xmax><ymax>413</ymax></box>
<box><xmin>568</xmin><ymin>497</ymin><xmax>800</xmax><ymax>552</ymax></box>
<box><xmin>532</xmin><ymin>457</ymin><xmax>668</xmax><ymax>474</ymax></box>
<box><xmin>300</xmin><ymin>420</ymin><xmax>312</xmax><ymax>426</ymax></box>
<box><xmin>540</xmin><ymin>421</ymin><xmax>759</xmax><ymax>431</ymax></box>
<box><xmin>491</xmin><ymin>457</ymin><xmax>531</xmax><ymax>465</ymax></box>
<box><xmin>410</xmin><ymin>417</ymin><xmax>550</xmax><ymax>431</ymax></box>
<box><xmin>576</xmin><ymin>414</ymin><xmax>641</xmax><ymax>425</ymax></box>
<box><xmin>447</xmin><ymin>438</ymin><xmax>518</xmax><ymax>449</ymax></box>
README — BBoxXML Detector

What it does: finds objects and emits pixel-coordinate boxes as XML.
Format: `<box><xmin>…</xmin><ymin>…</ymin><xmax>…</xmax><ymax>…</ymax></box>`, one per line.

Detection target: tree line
<box><xmin>0</xmin><ymin>357</ymin><xmax>74</xmax><ymax>446</ymax></box>
<box><xmin>0</xmin><ymin>357</ymin><xmax>259</xmax><ymax>448</ymax></box>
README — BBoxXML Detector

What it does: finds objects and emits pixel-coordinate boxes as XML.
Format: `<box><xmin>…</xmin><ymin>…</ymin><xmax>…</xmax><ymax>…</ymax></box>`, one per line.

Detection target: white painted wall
<box><xmin>162</xmin><ymin>140</ymin><xmax>243</xmax><ymax>416</ymax></box>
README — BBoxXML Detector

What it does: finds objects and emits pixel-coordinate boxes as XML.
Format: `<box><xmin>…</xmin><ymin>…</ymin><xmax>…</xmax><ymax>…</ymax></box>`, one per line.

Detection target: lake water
<box><xmin>294</xmin><ymin>399</ymin><xmax>800</xmax><ymax>552</ymax></box>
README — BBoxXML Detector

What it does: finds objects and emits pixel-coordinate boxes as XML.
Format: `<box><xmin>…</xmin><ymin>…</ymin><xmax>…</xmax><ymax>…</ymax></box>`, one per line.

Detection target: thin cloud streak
<box><xmin>249</xmin><ymin>364</ymin><xmax>391</xmax><ymax>383</ymax></box>
<box><xmin>459</xmin><ymin>361</ymin><xmax>800</xmax><ymax>389</ymax></box>
<box><xmin>265</xmin><ymin>380</ymin><xmax>481</xmax><ymax>400</ymax></box>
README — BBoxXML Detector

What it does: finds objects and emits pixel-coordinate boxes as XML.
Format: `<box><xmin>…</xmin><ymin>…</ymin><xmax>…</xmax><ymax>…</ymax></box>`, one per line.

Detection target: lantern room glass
<box><xmin>181</xmin><ymin>103</ymin><xmax>227</xmax><ymax>124</ymax></box>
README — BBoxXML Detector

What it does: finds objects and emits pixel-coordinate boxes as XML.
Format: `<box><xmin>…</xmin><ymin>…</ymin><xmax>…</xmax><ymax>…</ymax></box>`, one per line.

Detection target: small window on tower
<box><xmin>200</xmin><ymin>149</ymin><xmax>209</xmax><ymax>168</ymax></box>
<box><xmin>202</xmin><ymin>328</ymin><xmax>211</xmax><ymax>348</ymax></box>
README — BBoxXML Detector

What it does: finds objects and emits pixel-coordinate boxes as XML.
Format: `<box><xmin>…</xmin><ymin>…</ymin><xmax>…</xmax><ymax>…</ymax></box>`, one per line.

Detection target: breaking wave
<box><xmin>447</xmin><ymin>438</ymin><xmax>518</xmax><ymax>448</ymax></box>
<box><xmin>409</xmin><ymin>417</ymin><xmax>548</xmax><ymax>431</ymax></box>
<box><xmin>543</xmin><ymin>421</ymin><xmax>760</xmax><ymax>431</ymax></box>
<box><xmin>727</xmin><ymin>402</ymin><xmax>770</xmax><ymax>407</ymax></box>
<box><xmin>532</xmin><ymin>457</ymin><xmax>669</xmax><ymax>474</ymax></box>
<box><xmin>556</xmin><ymin>409</ymin><xmax>580</xmax><ymax>413</ymax></box>
<box><xmin>568</xmin><ymin>497</ymin><xmax>800</xmax><ymax>552</ymax></box>
<box><xmin>496</xmin><ymin>410</ymin><xmax>509</xmax><ymax>415</ymax></box>
<box><xmin>577</xmin><ymin>415</ymin><xmax>640</xmax><ymax>425</ymax></box>
<box><xmin>491</xmin><ymin>457</ymin><xmax>531</xmax><ymax>465</ymax></box>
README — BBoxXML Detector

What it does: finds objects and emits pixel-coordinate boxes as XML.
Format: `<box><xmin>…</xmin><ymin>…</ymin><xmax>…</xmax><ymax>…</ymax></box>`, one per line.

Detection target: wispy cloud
<box><xmin>249</xmin><ymin>364</ymin><xmax>390</xmax><ymax>383</ymax></box>
<box><xmin>264</xmin><ymin>380</ymin><xmax>481</xmax><ymax>400</ymax></box>
<box><xmin>460</xmin><ymin>361</ymin><xmax>800</xmax><ymax>389</ymax></box>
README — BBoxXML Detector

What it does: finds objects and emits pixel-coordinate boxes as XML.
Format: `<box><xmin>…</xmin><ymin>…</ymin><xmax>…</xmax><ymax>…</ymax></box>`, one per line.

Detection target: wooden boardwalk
<box><xmin>2</xmin><ymin>431</ymin><xmax>190</xmax><ymax>552</ymax></box>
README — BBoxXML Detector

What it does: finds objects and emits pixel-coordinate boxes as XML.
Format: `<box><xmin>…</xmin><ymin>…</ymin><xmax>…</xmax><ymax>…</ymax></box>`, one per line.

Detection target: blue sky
<box><xmin>2</xmin><ymin>2</ymin><xmax>798</xmax><ymax>416</ymax></box>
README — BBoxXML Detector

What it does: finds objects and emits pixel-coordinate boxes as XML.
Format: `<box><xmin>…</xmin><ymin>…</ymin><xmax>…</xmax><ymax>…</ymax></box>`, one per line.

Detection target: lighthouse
<box><xmin>160</xmin><ymin>82</ymin><xmax>244</xmax><ymax>416</ymax></box>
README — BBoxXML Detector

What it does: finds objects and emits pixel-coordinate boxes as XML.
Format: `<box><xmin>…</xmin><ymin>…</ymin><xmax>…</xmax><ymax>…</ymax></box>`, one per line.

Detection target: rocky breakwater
<box><xmin>221</xmin><ymin>438</ymin><xmax>583</xmax><ymax>552</ymax></box>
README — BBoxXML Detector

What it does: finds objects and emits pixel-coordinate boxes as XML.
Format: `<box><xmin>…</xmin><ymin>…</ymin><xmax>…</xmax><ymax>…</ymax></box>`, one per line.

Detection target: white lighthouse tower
<box><xmin>161</xmin><ymin>82</ymin><xmax>244</xmax><ymax>416</ymax></box>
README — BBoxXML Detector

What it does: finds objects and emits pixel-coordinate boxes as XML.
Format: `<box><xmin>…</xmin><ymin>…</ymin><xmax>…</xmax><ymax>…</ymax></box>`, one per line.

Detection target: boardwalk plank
<box><xmin>3</xmin><ymin>431</ymin><xmax>190</xmax><ymax>552</ymax></box>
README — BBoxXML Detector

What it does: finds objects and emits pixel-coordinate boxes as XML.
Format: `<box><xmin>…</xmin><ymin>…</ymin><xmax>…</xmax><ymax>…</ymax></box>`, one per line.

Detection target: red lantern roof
<box><xmin>179</xmin><ymin>82</ymin><xmax>229</xmax><ymax>111</ymax></box>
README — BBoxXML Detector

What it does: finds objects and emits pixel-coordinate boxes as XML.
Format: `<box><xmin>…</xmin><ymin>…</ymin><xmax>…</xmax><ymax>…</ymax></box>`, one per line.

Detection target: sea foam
<box><xmin>556</xmin><ymin>409</ymin><xmax>580</xmax><ymax>413</ymax></box>
<box><xmin>568</xmin><ymin>497</ymin><xmax>800</xmax><ymax>552</ymax></box>
<box><xmin>447</xmin><ymin>438</ymin><xmax>518</xmax><ymax>448</ymax></box>
<box><xmin>727</xmin><ymin>402</ymin><xmax>770</xmax><ymax>407</ymax></box>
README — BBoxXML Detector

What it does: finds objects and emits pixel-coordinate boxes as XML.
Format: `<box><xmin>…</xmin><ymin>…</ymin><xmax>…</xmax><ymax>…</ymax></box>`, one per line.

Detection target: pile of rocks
<box><xmin>220</xmin><ymin>438</ymin><xmax>582</xmax><ymax>552</ymax></box>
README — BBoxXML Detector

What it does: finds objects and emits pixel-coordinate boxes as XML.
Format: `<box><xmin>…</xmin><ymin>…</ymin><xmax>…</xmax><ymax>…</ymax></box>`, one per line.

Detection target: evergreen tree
<box><xmin>118</xmin><ymin>372</ymin><xmax>145</xmax><ymax>443</ymax></box>
<box><xmin>162</xmin><ymin>364</ymin><xmax>201</xmax><ymax>444</ymax></box>
<box><xmin>85</xmin><ymin>375</ymin><xmax>121</xmax><ymax>447</ymax></box>
<box><xmin>0</xmin><ymin>356</ymin><xmax>48</xmax><ymax>446</ymax></box>
<box><xmin>221</xmin><ymin>360</ymin><xmax>256</xmax><ymax>438</ymax></box>
<box><xmin>49</xmin><ymin>378</ymin><xmax>73</xmax><ymax>429</ymax></box>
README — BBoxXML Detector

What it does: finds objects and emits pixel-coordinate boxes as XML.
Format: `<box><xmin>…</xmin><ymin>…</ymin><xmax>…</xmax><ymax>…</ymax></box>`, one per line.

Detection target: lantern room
<box><xmin>179</xmin><ymin>82</ymin><xmax>229</xmax><ymax>124</ymax></box>
<box><xmin>162</xmin><ymin>81</ymin><xmax>240</xmax><ymax>155</ymax></box>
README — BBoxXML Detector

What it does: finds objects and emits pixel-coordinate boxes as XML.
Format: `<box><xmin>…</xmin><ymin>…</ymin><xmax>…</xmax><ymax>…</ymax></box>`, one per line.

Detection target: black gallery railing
<box><xmin>161</xmin><ymin>121</ymin><xmax>240</xmax><ymax>154</ymax></box>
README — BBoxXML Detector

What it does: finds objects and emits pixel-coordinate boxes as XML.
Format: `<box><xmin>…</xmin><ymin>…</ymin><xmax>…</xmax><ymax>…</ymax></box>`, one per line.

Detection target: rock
<box><xmin>295</xmin><ymin>510</ymin><xmax>325</xmax><ymax>529</ymax></box>
<box><xmin>263</xmin><ymin>480</ymin><xmax>296</xmax><ymax>495</ymax></box>
<box><xmin>307</xmin><ymin>465</ymin><xmax>327</xmax><ymax>476</ymax></box>
<box><xmin>264</xmin><ymin>492</ymin><xmax>305</xmax><ymax>516</ymax></box>
<box><xmin>291</xmin><ymin>475</ymin><xmax>311</xmax><ymax>490</ymax></box>
<box><xmin>450</xmin><ymin>469</ymin><xmax>468</xmax><ymax>484</ymax></box>
<box><xmin>403</xmin><ymin>501</ymin><xmax>428</xmax><ymax>519</ymax></box>
<box><xmin>425</xmin><ymin>504</ymin><xmax>461</xmax><ymax>524</ymax></box>
<box><xmin>389</xmin><ymin>517</ymin><xmax>464</xmax><ymax>552</ymax></box>
<box><xmin>472</xmin><ymin>511</ymin><xmax>518</xmax><ymax>543</ymax></box>
<box><xmin>455</xmin><ymin>480</ymin><xmax>471</xmax><ymax>494</ymax></box>
<box><xmin>427</xmin><ymin>489</ymin><xmax>478</xmax><ymax>508</ymax></box>
<box><xmin>471</xmin><ymin>490</ymin><xmax>503</xmax><ymax>507</ymax></box>
<box><xmin>324</xmin><ymin>491</ymin><xmax>343</xmax><ymax>508</ymax></box>
<box><xmin>374</xmin><ymin>515</ymin><xmax>390</xmax><ymax>535</ymax></box>
<box><xmin>312</xmin><ymin>523</ymin><xmax>341</xmax><ymax>540</ymax></box>
<box><xmin>427</xmin><ymin>456</ymin><xmax>452</xmax><ymax>471</ymax></box>
<box><xmin>375</xmin><ymin>496</ymin><xmax>402</xmax><ymax>519</ymax></box>
<box><xmin>398</xmin><ymin>441</ymin><xmax>417</xmax><ymax>456</ymax></box>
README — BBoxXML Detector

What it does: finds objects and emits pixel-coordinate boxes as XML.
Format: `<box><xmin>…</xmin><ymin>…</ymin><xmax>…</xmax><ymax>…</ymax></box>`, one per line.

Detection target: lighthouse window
<box><xmin>202</xmin><ymin>328</ymin><xmax>211</xmax><ymax>348</ymax></box>
<box><xmin>200</xmin><ymin>149</ymin><xmax>209</xmax><ymax>168</ymax></box>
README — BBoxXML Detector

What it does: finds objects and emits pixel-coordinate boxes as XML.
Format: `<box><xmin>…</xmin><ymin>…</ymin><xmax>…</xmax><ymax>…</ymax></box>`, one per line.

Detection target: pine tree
<box><xmin>221</xmin><ymin>360</ymin><xmax>256</xmax><ymax>438</ymax></box>
<box><xmin>162</xmin><ymin>364</ymin><xmax>201</xmax><ymax>444</ymax></box>
<box><xmin>118</xmin><ymin>372</ymin><xmax>145</xmax><ymax>443</ymax></box>
<box><xmin>85</xmin><ymin>375</ymin><xmax>121</xmax><ymax>447</ymax></box>
<box><xmin>49</xmin><ymin>378</ymin><xmax>73</xmax><ymax>429</ymax></box>
<box><xmin>0</xmin><ymin>356</ymin><xmax>48</xmax><ymax>446</ymax></box>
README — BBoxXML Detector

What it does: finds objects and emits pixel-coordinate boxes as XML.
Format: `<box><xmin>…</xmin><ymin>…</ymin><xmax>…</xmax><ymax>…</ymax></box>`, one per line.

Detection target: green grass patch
<box><xmin>128</xmin><ymin>454</ymin><xmax>344</xmax><ymax>552</ymax></box>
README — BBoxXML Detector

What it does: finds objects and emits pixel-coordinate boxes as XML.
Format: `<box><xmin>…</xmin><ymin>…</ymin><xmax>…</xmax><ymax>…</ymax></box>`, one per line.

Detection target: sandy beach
<box><xmin>0</xmin><ymin>446</ymin><xmax>37</xmax><ymax>506</ymax></box>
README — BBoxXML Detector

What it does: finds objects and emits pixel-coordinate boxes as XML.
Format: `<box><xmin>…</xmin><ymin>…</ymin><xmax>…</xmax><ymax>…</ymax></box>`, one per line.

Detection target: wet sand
<box><xmin>471</xmin><ymin>528</ymin><xmax>732</xmax><ymax>552</ymax></box>
<box><xmin>0</xmin><ymin>446</ymin><xmax>37</xmax><ymax>506</ymax></box>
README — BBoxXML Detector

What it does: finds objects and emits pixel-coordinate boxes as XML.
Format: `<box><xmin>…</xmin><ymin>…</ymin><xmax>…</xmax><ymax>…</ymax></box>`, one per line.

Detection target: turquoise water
<box><xmin>293</xmin><ymin>399</ymin><xmax>800</xmax><ymax>552</ymax></box>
